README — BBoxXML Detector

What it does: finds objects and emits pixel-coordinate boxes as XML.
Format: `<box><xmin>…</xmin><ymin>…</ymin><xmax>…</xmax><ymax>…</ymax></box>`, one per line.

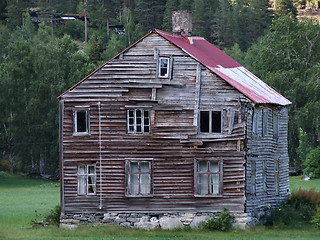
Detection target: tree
<box><xmin>162</xmin><ymin>0</ymin><xmax>179</xmax><ymax>32</ymax></box>
<box><xmin>244</xmin><ymin>15</ymin><xmax>320</xmax><ymax>170</ymax></box>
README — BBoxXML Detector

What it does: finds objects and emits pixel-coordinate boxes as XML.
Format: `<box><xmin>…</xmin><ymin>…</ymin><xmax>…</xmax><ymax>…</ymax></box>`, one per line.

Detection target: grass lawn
<box><xmin>290</xmin><ymin>175</ymin><xmax>320</xmax><ymax>192</ymax></box>
<box><xmin>0</xmin><ymin>172</ymin><xmax>319</xmax><ymax>239</ymax></box>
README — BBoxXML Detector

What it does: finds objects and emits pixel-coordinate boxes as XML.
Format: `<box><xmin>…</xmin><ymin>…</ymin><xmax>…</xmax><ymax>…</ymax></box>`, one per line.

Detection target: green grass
<box><xmin>0</xmin><ymin>172</ymin><xmax>319</xmax><ymax>239</ymax></box>
<box><xmin>290</xmin><ymin>175</ymin><xmax>320</xmax><ymax>192</ymax></box>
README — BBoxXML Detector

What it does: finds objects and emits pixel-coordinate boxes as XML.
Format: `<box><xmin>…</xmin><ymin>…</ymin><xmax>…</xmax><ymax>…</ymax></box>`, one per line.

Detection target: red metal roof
<box><xmin>155</xmin><ymin>29</ymin><xmax>291</xmax><ymax>106</ymax></box>
<box><xmin>59</xmin><ymin>29</ymin><xmax>292</xmax><ymax>106</ymax></box>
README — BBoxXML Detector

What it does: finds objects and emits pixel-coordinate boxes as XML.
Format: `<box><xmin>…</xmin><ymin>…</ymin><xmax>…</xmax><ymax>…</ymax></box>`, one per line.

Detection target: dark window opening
<box><xmin>199</xmin><ymin>110</ymin><xmax>222</xmax><ymax>134</ymax></box>
<box><xmin>76</xmin><ymin>111</ymin><xmax>87</xmax><ymax>132</ymax></box>
<box><xmin>200</xmin><ymin>111</ymin><xmax>209</xmax><ymax>132</ymax></box>
<box><xmin>159</xmin><ymin>57</ymin><xmax>169</xmax><ymax>77</ymax></box>
<box><xmin>212</xmin><ymin>111</ymin><xmax>221</xmax><ymax>133</ymax></box>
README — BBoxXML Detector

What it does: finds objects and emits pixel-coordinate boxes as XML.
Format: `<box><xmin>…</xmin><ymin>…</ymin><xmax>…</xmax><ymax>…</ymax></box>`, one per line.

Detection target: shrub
<box><xmin>44</xmin><ymin>205</ymin><xmax>61</xmax><ymax>226</ymax></box>
<box><xmin>202</xmin><ymin>208</ymin><xmax>235</xmax><ymax>231</ymax></box>
<box><xmin>263</xmin><ymin>189</ymin><xmax>319</xmax><ymax>227</ymax></box>
<box><xmin>302</xmin><ymin>147</ymin><xmax>320</xmax><ymax>179</ymax></box>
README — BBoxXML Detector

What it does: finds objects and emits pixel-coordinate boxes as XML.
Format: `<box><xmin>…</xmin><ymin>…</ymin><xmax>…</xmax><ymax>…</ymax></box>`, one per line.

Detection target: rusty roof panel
<box><xmin>155</xmin><ymin>29</ymin><xmax>291</xmax><ymax>106</ymax></box>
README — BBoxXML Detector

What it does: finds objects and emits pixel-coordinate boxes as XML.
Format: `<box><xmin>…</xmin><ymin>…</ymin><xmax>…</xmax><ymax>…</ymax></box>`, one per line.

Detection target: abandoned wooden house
<box><xmin>58</xmin><ymin>11</ymin><xmax>292</xmax><ymax>228</ymax></box>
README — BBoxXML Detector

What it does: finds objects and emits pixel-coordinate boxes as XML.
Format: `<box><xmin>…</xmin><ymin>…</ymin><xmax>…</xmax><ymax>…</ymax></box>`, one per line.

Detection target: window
<box><xmin>262</xmin><ymin>109</ymin><xmax>268</xmax><ymax>137</ymax></box>
<box><xmin>273</xmin><ymin>111</ymin><xmax>279</xmax><ymax>138</ymax></box>
<box><xmin>199</xmin><ymin>110</ymin><xmax>222</xmax><ymax>134</ymax></box>
<box><xmin>158</xmin><ymin>57</ymin><xmax>170</xmax><ymax>77</ymax></box>
<box><xmin>262</xmin><ymin>160</ymin><xmax>267</xmax><ymax>192</ymax></box>
<box><xmin>274</xmin><ymin>160</ymin><xmax>279</xmax><ymax>195</ymax></box>
<box><xmin>251</xmin><ymin>161</ymin><xmax>256</xmax><ymax>195</ymax></box>
<box><xmin>78</xmin><ymin>165</ymin><xmax>96</xmax><ymax>195</ymax></box>
<box><xmin>127</xmin><ymin>109</ymin><xmax>150</xmax><ymax>134</ymax></box>
<box><xmin>74</xmin><ymin>108</ymin><xmax>90</xmax><ymax>136</ymax></box>
<box><xmin>126</xmin><ymin>160</ymin><xmax>152</xmax><ymax>196</ymax></box>
<box><xmin>252</xmin><ymin>108</ymin><xmax>259</xmax><ymax>136</ymax></box>
<box><xmin>195</xmin><ymin>160</ymin><xmax>222</xmax><ymax>196</ymax></box>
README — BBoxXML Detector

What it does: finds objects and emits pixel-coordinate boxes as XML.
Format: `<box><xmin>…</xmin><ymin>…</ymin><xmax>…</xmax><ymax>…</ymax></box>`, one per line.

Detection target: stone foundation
<box><xmin>60</xmin><ymin>212</ymin><xmax>256</xmax><ymax>229</ymax></box>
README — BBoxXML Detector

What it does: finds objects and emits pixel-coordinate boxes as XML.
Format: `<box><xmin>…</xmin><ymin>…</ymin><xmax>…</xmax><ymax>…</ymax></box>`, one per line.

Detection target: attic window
<box><xmin>199</xmin><ymin>110</ymin><xmax>222</xmax><ymax>134</ymax></box>
<box><xmin>159</xmin><ymin>57</ymin><xmax>169</xmax><ymax>77</ymax></box>
<box><xmin>74</xmin><ymin>108</ymin><xmax>90</xmax><ymax>136</ymax></box>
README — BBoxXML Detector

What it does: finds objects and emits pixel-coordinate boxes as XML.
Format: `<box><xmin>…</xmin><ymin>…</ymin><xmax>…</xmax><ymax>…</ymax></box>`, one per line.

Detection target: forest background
<box><xmin>0</xmin><ymin>0</ymin><xmax>319</xmax><ymax>178</ymax></box>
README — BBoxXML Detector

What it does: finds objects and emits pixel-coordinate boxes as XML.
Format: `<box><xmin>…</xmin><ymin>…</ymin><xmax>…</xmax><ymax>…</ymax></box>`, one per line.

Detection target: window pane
<box><xmin>130</xmin><ymin>162</ymin><xmax>139</xmax><ymax>173</ymax></box>
<box><xmin>78</xmin><ymin>175</ymin><xmax>86</xmax><ymax>194</ymax></box>
<box><xmin>141</xmin><ymin>174</ymin><xmax>151</xmax><ymax>194</ymax></box>
<box><xmin>129</xmin><ymin>110</ymin><xmax>134</xmax><ymax>118</ymax></box>
<box><xmin>129</xmin><ymin>174</ymin><xmax>139</xmax><ymax>194</ymax></box>
<box><xmin>78</xmin><ymin>165</ymin><xmax>86</xmax><ymax>175</ymax></box>
<box><xmin>140</xmin><ymin>162</ymin><xmax>150</xmax><ymax>172</ymax></box>
<box><xmin>88</xmin><ymin>165</ymin><xmax>95</xmax><ymax>174</ymax></box>
<box><xmin>198</xmin><ymin>173</ymin><xmax>208</xmax><ymax>195</ymax></box>
<box><xmin>211</xmin><ymin>173</ymin><xmax>219</xmax><ymax>194</ymax></box>
<box><xmin>77</xmin><ymin>111</ymin><xmax>87</xmax><ymax>132</ymax></box>
<box><xmin>209</xmin><ymin>162</ymin><xmax>219</xmax><ymax>173</ymax></box>
<box><xmin>198</xmin><ymin>161</ymin><xmax>208</xmax><ymax>172</ymax></box>
<box><xmin>200</xmin><ymin>111</ymin><xmax>210</xmax><ymax>132</ymax></box>
<box><xmin>211</xmin><ymin>111</ymin><xmax>221</xmax><ymax>133</ymax></box>
<box><xmin>160</xmin><ymin>58</ymin><xmax>169</xmax><ymax>76</ymax></box>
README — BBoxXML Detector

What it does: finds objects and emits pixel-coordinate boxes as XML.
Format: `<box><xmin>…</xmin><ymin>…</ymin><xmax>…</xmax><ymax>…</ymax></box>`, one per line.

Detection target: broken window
<box><xmin>195</xmin><ymin>160</ymin><xmax>222</xmax><ymax>196</ymax></box>
<box><xmin>199</xmin><ymin>110</ymin><xmax>222</xmax><ymax>134</ymax></box>
<box><xmin>274</xmin><ymin>160</ymin><xmax>279</xmax><ymax>195</ymax></box>
<box><xmin>78</xmin><ymin>165</ymin><xmax>96</xmax><ymax>195</ymax></box>
<box><xmin>127</xmin><ymin>109</ymin><xmax>150</xmax><ymax>134</ymax></box>
<box><xmin>74</xmin><ymin>108</ymin><xmax>90</xmax><ymax>136</ymax></box>
<box><xmin>126</xmin><ymin>160</ymin><xmax>152</xmax><ymax>196</ymax></box>
<box><xmin>158</xmin><ymin>57</ymin><xmax>170</xmax><ymax>77</ymax></box>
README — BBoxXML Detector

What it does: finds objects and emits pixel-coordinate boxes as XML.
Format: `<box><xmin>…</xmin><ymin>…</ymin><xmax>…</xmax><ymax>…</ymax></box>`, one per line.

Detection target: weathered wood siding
<box><xmin>60</xmin><ymin>33</ymin><xmax>255</xmax><ymax>215</ymax></box>
<box><xmin>245</xmin><ymin>106</ymin><xmax>290</xmax><ymax>216</ymax></box>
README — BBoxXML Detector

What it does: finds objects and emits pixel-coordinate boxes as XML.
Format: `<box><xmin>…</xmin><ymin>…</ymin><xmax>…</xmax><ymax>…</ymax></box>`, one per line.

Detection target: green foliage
<box><xmin>44</xmin><ymin>204</ymin><xmax>61</xmax><ymax>226</ymax></box>
<box><xmin>263</xmin><ymin>189</ymin><xmax>319</xmax><ymax>227</ymax></box>
<box><xmin>303</xmin><ymin>147</ymin><xmax>320</xmax><ymax>178</ymax></box>
<box><xmin>244</xmin><ymin>15</ymin><xmax>320</xmax><ymax>171</ymax></box>
<box><xmin>276</xmin><ymin>0</ymin><xmax>298</xmax><ymax>18</ymax></box>
<box><xmin>202</xmin><ymin>208</ymin><xmax>235</xmax><ymax>231</ymax></box>
<box><xmin>64</xmin><ymin>20</ymin><xmax>85</xmax><ymax>41</ymax></box>
<box><xmin>311</xmin><ymin>207</ymin><xmax>320</xmax><ymax>228</ymax></box>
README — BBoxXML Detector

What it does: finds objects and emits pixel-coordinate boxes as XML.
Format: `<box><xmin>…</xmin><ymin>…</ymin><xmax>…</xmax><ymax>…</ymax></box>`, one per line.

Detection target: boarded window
<box><xmin>127</xmin><ymin>110</ymin><xmax>150</xmax><ymax>134</ymax></box>
<box><xmin>251</xmin><ymin>161</ymin><xmax>256</xmax><ymax>195</ymax></box>
<box><xmin>195</xmin><ymin>160</ymin><xmax>222</xmax><ymax>196</ymax></box>
<box><xmin>273</xmin><ymin>111</ymin><xmax>279</xmax><ymax>138</ymax></box>
<box><xmin>78</xmin><ymin>165</ymin><xmax>96</xmax><ymax>195</ymax></box>
<box><xmin>126</xmin><ymin>160</ymin><xmax>152</xmax><ymax>196</ymax></box>
<box><xmin>74</xmin><ymin>108</ymin><xmax>90</xmax><ymax>136</ymax></box>
<box><xmin>262</xmin><ymin>109</ymin><xmax>268</xmax><ymax>137</ymax></box>
<box><xmin>274</xmin><ymin>160</ymin><xmax>279</xmax><ymax>195</ymax></box>
<box><xmin>262</xmin><ymin>160</ymin><xmax>267</xmax><ymax>192</ymax></box>
<box><xmin>199</xmin><ymin>110</ymin><xmax>222</xmax><ymax>134</ymax></box>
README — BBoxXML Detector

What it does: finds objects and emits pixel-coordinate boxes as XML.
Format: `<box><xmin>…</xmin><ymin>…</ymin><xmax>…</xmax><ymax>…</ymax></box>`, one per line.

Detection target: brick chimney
<box><xmin>172</xmin><ymin>11</ymin><xmax>192</xmax><ymax>36</ymax></box>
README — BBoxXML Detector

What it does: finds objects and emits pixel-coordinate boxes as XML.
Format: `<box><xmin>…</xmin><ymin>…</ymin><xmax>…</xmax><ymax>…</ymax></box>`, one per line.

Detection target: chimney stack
<box><xmin>172</xmin><ymin>11</ymin><xmax>192</xmax><ymax>36</ymax></box>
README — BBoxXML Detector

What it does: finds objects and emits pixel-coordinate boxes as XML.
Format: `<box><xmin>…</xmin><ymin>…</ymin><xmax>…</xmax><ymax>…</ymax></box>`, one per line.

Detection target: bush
<box><xmin>302</xmin><ymin>147</ymin><xmax>320</xmax><ymax>179</ymax></box>
<box><xmin>202</xmin><ymin>208</ymin><xmax>235</xmax><ymax>231</ymax></box>
<box><xmin>44</xmin><ymin>205</ymin><xmax>61</xmax><ymax>226</ymax></box>
<box><xmin>263</xmin><ymin>189</ymin><xmax>319</xmax><ymax>227</ymax></box>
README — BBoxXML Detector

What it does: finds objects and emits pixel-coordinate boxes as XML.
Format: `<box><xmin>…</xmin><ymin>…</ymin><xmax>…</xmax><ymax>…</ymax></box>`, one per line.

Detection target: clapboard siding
<box><xmin>59</xmin><ymin>33</ymin><xmax>289</xmax><ymax>219</ymax></box>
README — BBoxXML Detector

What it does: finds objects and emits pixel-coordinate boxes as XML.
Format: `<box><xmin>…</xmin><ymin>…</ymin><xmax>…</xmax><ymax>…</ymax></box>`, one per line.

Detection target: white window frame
<box><xmin>78</xmin><ymin>164</ymin><xmax>96</xmax><ymax>195</ymax></box>
<box><xmin>127</xmin><ymin>109</ymin><xmax>150</xmax><ymax>134</ymax></box>
<box><xmin>194</xmin><ymin>159</ymin><xmax>223</xmax><ymax>197</ymax></box>
<box><xmin>158</xmin><ymin>57</ymin><xmax>170</xmax><ymax>78</ymax></box>
<box><xmin>125</xmin><ymin>159</ymin><xmax>153</xmax><ymax>197</ymax></box>
<box><xmin>73</xmin><ymin>108</ymin><xmax>90</xmax><ymax>136</ymax></box>
<box><xmin>199</xmin><ymin>110</ymin><xmax>223</xmax><ymax>134</ymax></box>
